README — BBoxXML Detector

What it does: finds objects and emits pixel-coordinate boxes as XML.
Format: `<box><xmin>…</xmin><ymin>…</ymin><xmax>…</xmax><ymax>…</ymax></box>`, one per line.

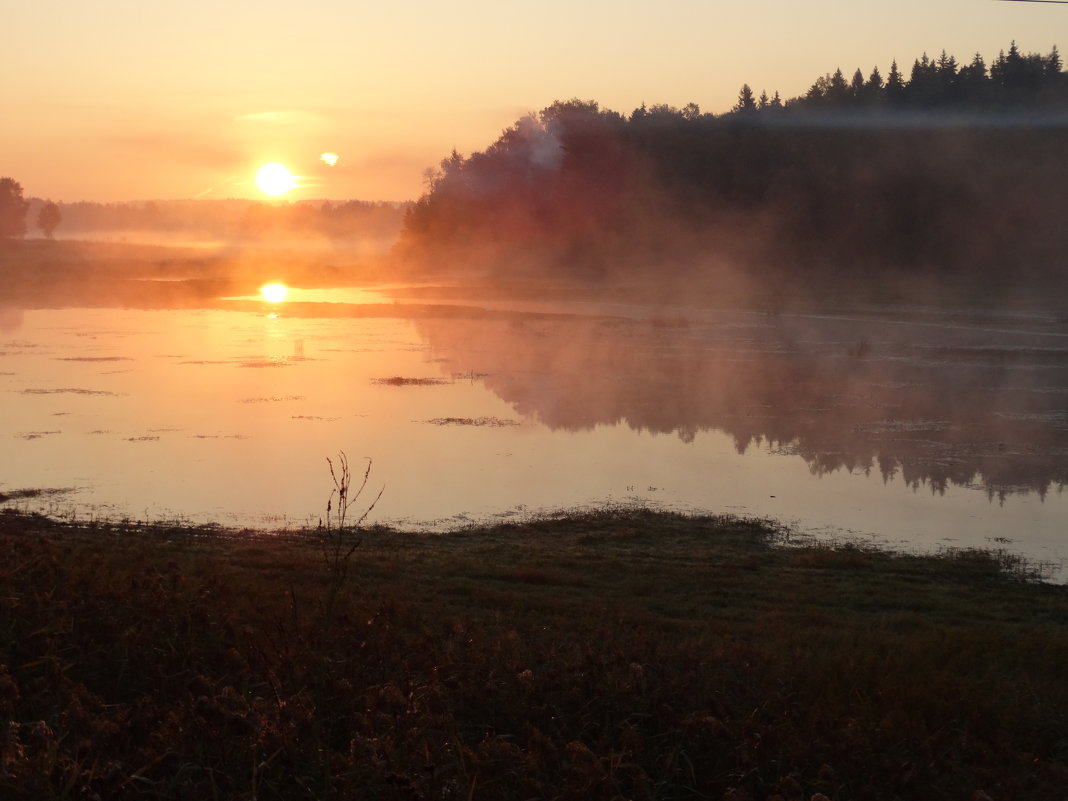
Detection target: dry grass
<box><xmin>1</xmin><ymin>507</ymin><xmax>1066</xmax><ymax>799</ymax></box>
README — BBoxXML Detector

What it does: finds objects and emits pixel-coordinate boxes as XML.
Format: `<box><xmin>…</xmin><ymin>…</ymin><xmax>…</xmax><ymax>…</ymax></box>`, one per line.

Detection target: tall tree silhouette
<box><xmin>0</xmin><ymin>178</ymin><xmax>29</xmax><ymax>240</ymax></box>
<box><xmin>733</xmin><ymin>84</ymin><xmax>757</xmax><ymax>113</ymax></box>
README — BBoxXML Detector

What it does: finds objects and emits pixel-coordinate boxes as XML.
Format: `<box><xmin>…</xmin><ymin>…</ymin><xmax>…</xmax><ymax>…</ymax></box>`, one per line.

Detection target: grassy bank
<box><xmin>1</xmin><ymin>508</ymin><xmax>1067</xmax><ymax>800</ymax></box>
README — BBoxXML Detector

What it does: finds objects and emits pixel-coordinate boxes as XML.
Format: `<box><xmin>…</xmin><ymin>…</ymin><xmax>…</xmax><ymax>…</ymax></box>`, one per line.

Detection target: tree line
<box><xmin>751</xmin><ymin>41</ymin><xmax>1064</xmax><ymax>112</ymax></box>
<box><xmin>47</xmin><ymin>198</ymin><xmax>408</xmax><ymax>242</ymax></box>
<box><xmin>0</xmin><ymin>185</ymin><xmax>408</xmax><ymax>244</ymax></box>
<box><xmin>397</xmin><ymin>42</ymin><xmax>1068</xmax><ymax>295</ymax></box>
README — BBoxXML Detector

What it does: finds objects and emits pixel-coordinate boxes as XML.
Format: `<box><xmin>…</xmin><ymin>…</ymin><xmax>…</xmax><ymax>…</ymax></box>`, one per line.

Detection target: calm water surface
<box><xmin>3</xmin><ymin>292</ymin><xmax>1068</xmax><ymax>578</ymax></box>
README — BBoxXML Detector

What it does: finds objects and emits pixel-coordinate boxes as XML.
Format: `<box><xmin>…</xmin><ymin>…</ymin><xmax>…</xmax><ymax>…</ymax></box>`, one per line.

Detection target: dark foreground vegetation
<box><xmin>2</xmin><ymin>508</ymin><xmax>1067</xmax><ymax>800</ymax></box>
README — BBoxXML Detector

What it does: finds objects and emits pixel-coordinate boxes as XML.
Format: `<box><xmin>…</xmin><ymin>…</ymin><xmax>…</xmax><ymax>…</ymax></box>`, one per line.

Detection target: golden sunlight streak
<box><xmin>255</xmin><ymin>163</ymin><xmax>297</xmax><ymax>196</ymax></box>
<box><xmin>260</xmin><ymin>283</ymin><xmax>289</xmax><ymax>303</ymax></box>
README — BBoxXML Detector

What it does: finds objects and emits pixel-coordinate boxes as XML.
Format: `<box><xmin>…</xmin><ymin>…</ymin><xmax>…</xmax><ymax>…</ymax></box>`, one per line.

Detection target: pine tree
<box><xmin>936</xmin><ymin>50</ymin><xmax>958</xmax><ymax>77</ymax></box>
<box><xmin>867</xmin><ymin>65</ymin><xmax>884</xmax><ymax>91</ymax></box>
<box><xmin>886</xmin><ymin>59</ymin><xmax>905</xmax><ymax>103</ymax></box>
<box><xmin>828</xmin><ymin>68</ymin><xmax>850</xmax><ymax>103</ymax></box>
<box><xmin>958</xmin><ymin>52</ymin><xmax>988</xmax><ymax>102</ymax></box>
<box><xmin>851</xmin><ymin>68</ymin><xmax>866</xmax><ymax>99</ymax></box>
<box><xmin>1046</xmin><ymin>45</ymin><xmax>1062</xmax><ymax>76</ymax></box>
<box><xmin>734</xmin><ymin>84</ymin><xmax>757</xmax><ymax>113</ymax></box>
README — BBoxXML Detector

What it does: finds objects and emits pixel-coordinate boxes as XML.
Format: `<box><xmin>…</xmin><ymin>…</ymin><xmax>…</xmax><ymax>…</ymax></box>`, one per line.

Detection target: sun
<box><xmin>260</xmin><ymin>283</ymin><xmax>288</xmax><ymax>303</ymax></box>
<box><xmin>255</xmin><ymin>162</ymin><xmax>297</xmax><ymax>196</ymax></box>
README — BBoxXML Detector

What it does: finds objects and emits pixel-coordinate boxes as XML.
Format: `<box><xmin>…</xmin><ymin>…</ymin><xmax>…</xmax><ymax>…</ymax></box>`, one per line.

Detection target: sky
<box><xmin>2</xmin><ymin>0</ymin><xmax>1064</xmax><ymax>203</ymax></box>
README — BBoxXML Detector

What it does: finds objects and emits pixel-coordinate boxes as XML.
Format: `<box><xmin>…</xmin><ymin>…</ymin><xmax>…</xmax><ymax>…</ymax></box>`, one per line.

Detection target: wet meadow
<box><xmin>3</xmin><ymin>507</ymin><xmax>1068</xmax><ymax>800</ymax></box>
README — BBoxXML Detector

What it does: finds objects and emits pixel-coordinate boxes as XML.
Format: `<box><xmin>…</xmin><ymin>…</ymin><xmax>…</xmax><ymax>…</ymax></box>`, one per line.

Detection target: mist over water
<box><xmin>413</xmin><ymin>307</ymin><xmax>1068</xmax><ymax>496</ymax></box>
<box><xmin>2</xmin><ymin>251</ymin><xmax>1067</xmax><ymax>578</ymax></box>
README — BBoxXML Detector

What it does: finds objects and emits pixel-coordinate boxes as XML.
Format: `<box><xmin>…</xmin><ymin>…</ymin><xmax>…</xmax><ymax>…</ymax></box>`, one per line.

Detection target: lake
<box><xmin>3</xmin><ymin>283</ymin><xmax>1068</xmax><ymax>579</ymax></box>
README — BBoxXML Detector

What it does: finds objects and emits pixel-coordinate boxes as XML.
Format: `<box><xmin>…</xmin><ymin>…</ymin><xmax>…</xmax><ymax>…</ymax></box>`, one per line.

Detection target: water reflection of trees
<box><xmin>414</xmin><ymin>312</ymin><xmax>1068</xmax><ymax>500</ymax></box>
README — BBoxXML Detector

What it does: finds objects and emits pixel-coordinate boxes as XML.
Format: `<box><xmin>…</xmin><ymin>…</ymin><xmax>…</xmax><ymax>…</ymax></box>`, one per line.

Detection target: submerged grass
<box><xmin>423</xmin><ymin>416</ymin><xmax>520</xmax><ymax>427</ymax></box>
<box><xmin>372</xmin><ymin>376</ymin><xmax>450</xmax><ymax>386</ymax></box>
<box><xmin>1</xmin><ymin>507</ymin><xmax>1067</xmax><ymax>800</ymax></box>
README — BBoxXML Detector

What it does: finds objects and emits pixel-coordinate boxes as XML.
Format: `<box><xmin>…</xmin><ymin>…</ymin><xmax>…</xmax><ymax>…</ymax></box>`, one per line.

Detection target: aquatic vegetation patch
<box><xmin>239</xmin><ymin>394</ymin><xmax>306</xmax><ymax>403</ymax></box>
<box><xmin>373</xmin><ymin>375</ymin><xmax>450</xmax><ymax>386</ymax></box>
<box><xmin>14</xmin><ymin>430</ymin><xmax>62</xmax><ymax>440</ymax></box>
<box><xmin>19</xmin><ymin>387</ymin><xmax>119</xmax><ymax>396</ymax></box>
<box><xmin>856</xmin><ymin>418</ymin><xmax>953</xmax><ymax>433</ymax></box>
<box><xmin>123</xmin><ymin>435</ymin><xmax>160</xmax><ymax>442</ymax></box>
<box><xmin>0</xmin><ymin>486</ymin><xmax>75</xmax><ymax>503</ymax></box>
<box><xmin>53</xmin><ymin>356</ymin><xmax>132</xmax><ymax>362</ymax></box>
<box><xmin>424</xmin><ymin>416</ymin><xmax>519</xmax><ymax>427</ymax></box>
<box><xmin>237</xmin><ymin>359</ymin><xmax>289</xmax><ymax>369</ymax></box>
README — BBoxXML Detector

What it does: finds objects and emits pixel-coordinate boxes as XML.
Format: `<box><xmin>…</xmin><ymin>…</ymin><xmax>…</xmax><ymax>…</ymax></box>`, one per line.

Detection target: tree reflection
<box><xmin>413</xmin><ymin>310</ymin><xmax>1068</xmax><ymax>500</ymax></box>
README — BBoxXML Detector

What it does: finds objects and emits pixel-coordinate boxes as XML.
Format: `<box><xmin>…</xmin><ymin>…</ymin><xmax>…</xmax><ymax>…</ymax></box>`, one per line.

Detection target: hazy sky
<box><xmin>2</xmin><ymin>0</ymin><xmax>1063</xmax><ymax>202</ymax></box>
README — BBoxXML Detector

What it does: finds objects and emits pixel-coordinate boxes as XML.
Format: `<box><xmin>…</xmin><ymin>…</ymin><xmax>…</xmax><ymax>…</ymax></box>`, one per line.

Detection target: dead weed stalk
<box><xmin>318</xmin><ymin>451</ymin><xmax>383</xmax><ymax>622</ymax></box>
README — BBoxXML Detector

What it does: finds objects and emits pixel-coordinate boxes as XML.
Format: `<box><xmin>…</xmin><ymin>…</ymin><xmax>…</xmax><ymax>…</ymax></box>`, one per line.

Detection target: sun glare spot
<box><xmin>255</xmin><ymin>163</ymin><xmax>297</xmax><ymax>196</ymax></box>
<box><xmin>260</xmin><ymin>283</ymin><xmax>289</xmax><ymax>304</ymax></box>
<box><xmin>320</xmin><ymin>152</ymin><xmax>339</xmax><ymax>167</ymax></box>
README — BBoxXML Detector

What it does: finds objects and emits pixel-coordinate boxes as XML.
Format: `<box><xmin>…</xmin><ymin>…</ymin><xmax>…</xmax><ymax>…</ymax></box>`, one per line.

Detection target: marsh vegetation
<box><xmin>2</xmin><ymin>508</ymin><xmax>1067</xmax><ymax>800</ymax></box>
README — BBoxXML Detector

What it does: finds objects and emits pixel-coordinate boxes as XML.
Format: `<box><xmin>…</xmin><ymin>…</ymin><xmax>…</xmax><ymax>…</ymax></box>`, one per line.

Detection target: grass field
<box><xmin>2</xmin><ymin>507</ymin><xmax>1066</xmax><ymax>800</ymax></box>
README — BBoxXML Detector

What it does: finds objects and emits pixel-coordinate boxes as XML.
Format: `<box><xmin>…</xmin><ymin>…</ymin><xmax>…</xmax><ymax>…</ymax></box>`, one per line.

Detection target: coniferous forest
<box><xmin>397</xmin><ymin>42</ymin><xmax>1068</xmax><ymax>304</ymax></box>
